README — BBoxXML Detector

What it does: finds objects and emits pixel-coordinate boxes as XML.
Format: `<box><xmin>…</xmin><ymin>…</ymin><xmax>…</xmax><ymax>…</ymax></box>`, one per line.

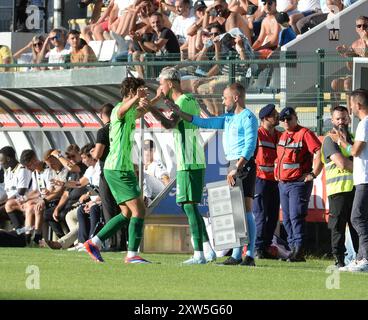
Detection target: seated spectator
<box><xmin>67</xmin><ymin>30</ymin><xmax>97</xmax><ymax>66</ymax></box>
<box><xmin>81</xmin><ymin>0</ymin><xmax>119</xmax><ymax>43</ymax></box>
<box><xmin>289</xmin><ymin>0</ymin><xmax>321</xmax><ymax>34</ymax></box>
<box><xmin>131</xmin><ymin>12</ymin><xmax>180</xmax><ymax>78</ymax></box>
<box><xmin>143</xmin><ymin>139</ymin><xmax>170</xmax><ymax>186</ymax></box>
<box><xmin>296</xmin><ymin>0</ymin><xmax>348</xmax><ymax>34</ymax></box>
<box><xmin>170</xmin><ymin>0</ymin><xmax>197</xmax><ymax>58</ymax></box>
<box><xmin>331</xmin><ymin>16</ymin><xmax>368</xmax><ymax>108</ymax></box>
<box><xmin>38</xmin><ymin>28</ymin><xmax>71</xmax><ymax>70</ymax></box>
<box><xmin>133</xmin><ymin>164</ymin><xmax>165</xmax><ymax>206</ymax></box>
<box><xmin>252</xmin><ymin>0</ymin><xmax>281</xmax><ymax>58</ymax></box>
<box><xmin>43</xmin><ymin>146</ymin><xmax>88</xmax><ymax>239</ymax></box>
<box><xmin>0</xmin><ymin>44</ymin><xmax>14</xmax><ymax>72</ymax></box>
<box><xmin>109</xmin><ymin>0</ymin><xmax>146</xmax><ymax>37</ymax></box>
<box><xmin>39</xmin><ymin>207</ymin><xmax>79</xmax><ymax>250</ymax></box>
<box><xmin>49</xmin><ymin>146</ymin><xmax>87</xmax><ymax>176</ymax></box>
<box><xmin>194</xmin><ymin>27</ymin><xmax>253</xmax><ymax>115</ymax></box>
<box><xmin>11</xmin><ymin>149</ymin><xmax>66</xmax><ymax>245</ymax></box>
<box><xmin>180</xmin><ymin>23</ymin><xmax>225</xmax><ymax>91</ymax></box>
<box><xmin>0</xmin><ymin>146</ymin><xmax>32</xmax><ymax>230</ymax></box>
<box><xmin>13</xmin><ymin>35</ymin><xmax>49</xmax><ymax>70</ymax></box>
<box><xmin>65</xmin><ymin>144</ymin><xmax>88</xmax><ymax>175</ymax></box>
<box><xmin>203</xmin><ymin>0</ymin><xmax>253</xmax><ymax>45</ymax></box>
<box><xmin>276</xmin><ymin>11</ymin><xmax>296</xmax><ymax>47</ymax></box>
<box><xmin>186</xmin><ymin>0</ymin><xmax>208</xmax><ymax>59</ymax></box>
<box><xmin>276</xmin><ymin>0</ymin><xmax>299</xmax><ymax>15</ymax></box>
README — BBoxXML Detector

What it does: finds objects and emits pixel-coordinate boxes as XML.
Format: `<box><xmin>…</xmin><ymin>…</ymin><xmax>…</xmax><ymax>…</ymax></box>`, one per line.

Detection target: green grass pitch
<box><xmin>1</xmin><ymin>248</ymin><xmax>367</xmax><ymax>300</ymax></box>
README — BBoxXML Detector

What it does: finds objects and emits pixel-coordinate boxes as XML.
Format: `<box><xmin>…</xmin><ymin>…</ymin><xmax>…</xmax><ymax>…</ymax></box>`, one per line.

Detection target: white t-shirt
<box><xmin>4</xmin><ymin>164</ymin><xmax>32</xmax><ymax>198</ymax></box>
<box><xmin>171</xmin><ymin>11</ymin><xmax>197</xmax><ymax>43</ymax></box>
<box><xmin>31</xmin><ymin>166</ymin><xmax>68</xmax><ymax>192</ymax></box>
<box><xmin>46</xmin><ymin>45</ymin><xmax>71</xmax><ymax>67</ymax></box>
<box><xmin>31</xmin><ymin>168</ymin><xmax>51</xmax><ymax>192</ymax></box>
<box><xmin>353</xmin><ymin>116</ymin><xmax>368</xmax><ymax>185</ymax></box>
<box><xmin>297</xmin><ymin>0</ymin><xmax>321</xmax><ymax>12</ymax></box>
<box><xmin>83</xmin><ymin>162</ymin><xmax>101</xmax><ymax>201</ymax></box>
<box><xmin>144</xmin><ymin>160</ymin><xmax>169</xmax><ymax>181</ymax></box>
<box><xmin>83</xmin><ymin>162</ymin><xmax>101</xmax><ymax>187</ymax></box>
<box><xmin>143</xmin><ymin>173</ymin><xmax>165</xmax><ymax>199</ymax></box>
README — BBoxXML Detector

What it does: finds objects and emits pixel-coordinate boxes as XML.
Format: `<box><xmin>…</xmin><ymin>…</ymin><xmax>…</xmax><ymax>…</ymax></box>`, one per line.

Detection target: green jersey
<box><xmin>104</xmin><ymin>102</ymin><xmax>136</xmax><ymax>171</ymax></box>
<box><xmin>174</xmin><ymin>93</ymin><xmax>206</xmax><ymax>171</ymax></box>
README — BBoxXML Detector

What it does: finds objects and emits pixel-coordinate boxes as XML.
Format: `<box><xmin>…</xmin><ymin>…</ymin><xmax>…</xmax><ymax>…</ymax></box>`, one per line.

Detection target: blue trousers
<box><xmin>278</xmin><ymin>181</ymin><xmax>313</xmax><ymax>249</ymax></box>
<box><xmin>77</xmin><ymin>204</ymin><xmax>103</xmax><ymax>243</ymax></box>
<box><xmin>253</xmin><ymin>178</ymin><xmax>280</xmax><ymax>250</ymax></box>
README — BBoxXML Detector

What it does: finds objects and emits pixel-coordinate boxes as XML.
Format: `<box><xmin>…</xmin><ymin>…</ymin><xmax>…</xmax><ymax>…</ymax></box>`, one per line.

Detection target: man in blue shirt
<box><xmin>168</xmin><ymin>82</ymin><xmax>259</xmax><ymax>266</ymax></box>
<box><xmin>276</xmin><ymin>12</ymin><xmax>297</xmax><ymax>48</ymax></box>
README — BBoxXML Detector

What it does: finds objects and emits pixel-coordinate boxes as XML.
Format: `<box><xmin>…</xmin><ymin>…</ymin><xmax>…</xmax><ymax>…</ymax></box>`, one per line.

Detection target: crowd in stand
<box><xmin>0</xmin><ymin>103</ymin><xmax>171</xmax><ymax>251</ymax></box>
<box><xmin>1</xmin><ymin>1</ymin><xmax>367</xmax><ymax>114</ymax></box>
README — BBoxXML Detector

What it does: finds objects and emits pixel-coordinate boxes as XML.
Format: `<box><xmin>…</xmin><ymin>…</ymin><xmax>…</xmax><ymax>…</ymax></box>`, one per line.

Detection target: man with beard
<box><xmin>322</xmin><ymin>106</ymin><xmax>359</xmax><ymax>268</ymax></box>
<box><xmin>329</xmin><ymin>89</ymin><xmax>368</xmax><ymax>272</ymax></box>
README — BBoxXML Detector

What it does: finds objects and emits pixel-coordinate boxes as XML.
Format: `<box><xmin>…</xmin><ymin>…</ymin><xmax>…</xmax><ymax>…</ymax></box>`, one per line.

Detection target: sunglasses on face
<box><xmin>356</xmin><ymin>24</ymin><xmax>368</xmax><ymax>29</ymax></box>
<box><xmin>210</xmin><ymin>32</ymin><xmax>220</xmax><ymax>36</ymax></box>
<box><xmin>280</xmin><ymin>116</ymin><xmax>292</xmax><ymax>122</ymax></box>
<box><xmin>33</xmin><ymin>42</ymin><xmax>43</xmax><ymax>47</ymax></box>
<box><xmin>50</xmin><ymin>35</ymin><xmax>60</xmax><ymax>41</ymax></box>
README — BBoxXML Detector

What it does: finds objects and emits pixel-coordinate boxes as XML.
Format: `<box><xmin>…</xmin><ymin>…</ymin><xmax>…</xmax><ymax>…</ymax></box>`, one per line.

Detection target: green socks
<box><xmin>128</xmin><ymin>217</ymin><xmax>144</xmax><ymax>252</ymax></box>
<box><xmin>97</xmin><ymin>213</ymin><xmax>129</xmax><ymax>242</ymax></box>
<box><xmin>182</xmin><ymin>203</ymin><xmax>204</xmax><ymax>251</ymax></box>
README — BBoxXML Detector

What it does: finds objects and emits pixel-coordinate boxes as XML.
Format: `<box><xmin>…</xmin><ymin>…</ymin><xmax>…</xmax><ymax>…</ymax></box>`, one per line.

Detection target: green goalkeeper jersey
<box><xmin>104</xmin><ymin>102</ymin><xmax>136</xmax><ymax>172</ymax></box>
<box><xmin>174</xmin><ymin>93</ymin><xmax>206</xmax><ymax>171</ymax></box>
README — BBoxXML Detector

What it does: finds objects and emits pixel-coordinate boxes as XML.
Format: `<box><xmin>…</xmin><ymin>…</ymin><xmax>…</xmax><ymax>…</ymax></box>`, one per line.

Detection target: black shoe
<box><xmin>287</xmin><ymin>247</ymin><xmax>306</xmax><ymax>262</ymax></box>
<box><xmin>240</xmin><ymin>255</ymin><xmax>256</xmax><ymax>266</ymax></box>
<box><xmin>259</xmin><ymin>247</ymin><xmax>278</xmax><ymax>260</ymax></box>
<box><xmin>334</xmin><ymin>254</ymin><xmax>345</xmax><ymax>268</ymax></box>
<box><xmin>219</xmin><ymin>256</ymin><xmax>242</xmax><ymax>265</ymax></box>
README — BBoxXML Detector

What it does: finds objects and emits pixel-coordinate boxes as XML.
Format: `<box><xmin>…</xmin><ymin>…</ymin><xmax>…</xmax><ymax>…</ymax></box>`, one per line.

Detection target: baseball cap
<box><xmin>259</xmin><ymin>104</ymin><xmax>276</xmax><ymax>119</ymax></box>
<box><xmin>194</xmin><ymin>0</ymin><xmax>207</xmax><ymax>10</ymax></box>
<box><xmin>158</xmin><ymin>67</ymin><xmax>181</xmax><ymax>82</ymax></box>
<box><xmin>279</xmin><ymin>107</ymin><xmax>296</xmax><ymax>120</ymax></box>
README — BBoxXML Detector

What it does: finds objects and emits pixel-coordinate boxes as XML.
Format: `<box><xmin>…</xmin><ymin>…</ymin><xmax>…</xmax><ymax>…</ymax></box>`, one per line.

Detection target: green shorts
<box><xmin>176</xmin><ymin>169</ymin><xmax>205</xmax><ymax>204</ymax></box>
<box><xmin>104</xmin><ymin>169</ymin><xmax>141</xmax><ymax>205</ymax></box>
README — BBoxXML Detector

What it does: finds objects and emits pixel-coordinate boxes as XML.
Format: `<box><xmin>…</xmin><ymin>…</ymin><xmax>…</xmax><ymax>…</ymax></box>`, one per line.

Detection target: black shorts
<box><xmin>228</xmin><ymin>158</ymin><xmax>256</xmax><ymax>198</ymax></box>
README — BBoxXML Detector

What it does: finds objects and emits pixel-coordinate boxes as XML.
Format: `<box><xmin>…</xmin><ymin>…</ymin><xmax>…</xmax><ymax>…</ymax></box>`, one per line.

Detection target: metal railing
<box><xmin>0</xmin><ymin>50</ymin><xmax>355</xmax><ymax>134</ymax></box>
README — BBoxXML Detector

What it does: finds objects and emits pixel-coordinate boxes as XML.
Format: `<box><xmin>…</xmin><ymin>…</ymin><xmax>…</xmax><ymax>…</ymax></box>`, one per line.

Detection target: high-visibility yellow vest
<box><xmin>321</xmin><ymin>135</ymin><xmax>354</xmax><ymax>196</ymax></box>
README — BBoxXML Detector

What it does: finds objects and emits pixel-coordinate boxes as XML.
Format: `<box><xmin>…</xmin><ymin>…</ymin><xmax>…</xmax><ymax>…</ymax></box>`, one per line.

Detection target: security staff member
<box><xmin>321</xmin><ymin>105</ymin><xmax>359</xmax><ymax>268</ymax></box>
<box><xmin>254</xmin><ymin>104</ymin><xmax>281</xmax><ymax>259</ymax></box>
<box><xmin>275</xmin><ymin>107</ymin><xmax>323</xmax><ymax>262</ymax></box>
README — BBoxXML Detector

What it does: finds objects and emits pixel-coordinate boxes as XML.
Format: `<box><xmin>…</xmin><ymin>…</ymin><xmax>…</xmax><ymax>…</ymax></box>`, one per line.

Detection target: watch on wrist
<box><xmin>310</xmin><ymin>172</ymin><xmax>316</xmax><ymax>179</ymax></box>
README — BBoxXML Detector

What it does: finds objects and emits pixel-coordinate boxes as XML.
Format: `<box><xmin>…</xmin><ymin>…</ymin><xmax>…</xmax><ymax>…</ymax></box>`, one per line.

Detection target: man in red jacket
<box><xmin>275</xmin><ymin>107</ymin><xmax>323</xmax><ymax>262</ymax></box>
<box><xmin>254</xmin><ymin>104</ymin><xmax>281</xmax><ymax>259</ymax></box>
